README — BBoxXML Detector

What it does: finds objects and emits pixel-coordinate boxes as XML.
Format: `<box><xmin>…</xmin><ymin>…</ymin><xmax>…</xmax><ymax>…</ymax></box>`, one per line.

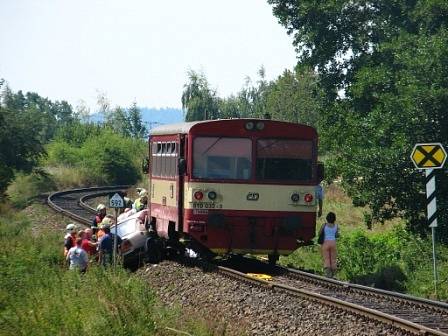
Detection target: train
<box><xmin>144</xmin><ymin>118</ymin><xmax>323</xmax><ymax>264</ymax></box>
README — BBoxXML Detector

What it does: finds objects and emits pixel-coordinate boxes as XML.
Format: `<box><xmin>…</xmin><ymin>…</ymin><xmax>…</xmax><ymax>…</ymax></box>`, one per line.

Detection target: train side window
<box><xmin>168</xmin><ymin>142</ymin><xmax>175</xmax><ymax>176</ymax></box>
<box><xmin>161</xmin><ymin>142</ymin><xmax>167</xmax><ymax>177</ymax></box>
<box><xmin>151</xmin><ymin>143</ymin><xmax>158</xmax><ymax>176</ymax></box>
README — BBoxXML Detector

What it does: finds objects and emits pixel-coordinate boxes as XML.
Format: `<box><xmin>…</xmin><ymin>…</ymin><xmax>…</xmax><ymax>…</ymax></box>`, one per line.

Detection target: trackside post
<box><xmin>410</xmin><ymin>143</ymin><xmax>447</xmax><ymax>299</ymax></box>
<box><xmin>109</xmin><ymin>192</ymin><xmax>125</xmax><ymax>268</ymax></box>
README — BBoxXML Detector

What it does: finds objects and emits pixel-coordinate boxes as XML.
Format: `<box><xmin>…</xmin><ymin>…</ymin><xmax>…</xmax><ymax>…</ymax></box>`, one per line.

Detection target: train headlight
<box><xmin>291</xmin><ymin>193</ymin><xmax>300</xmax><ymax>203</ymax></box>
<box><xmin>304</xmin><ymin>193</ymin><xmax>314</xmax><ymax>203</ymax></box>
<box><xmin>245</xmin><ymin>121</ymin><xmax>255</xmax><ymax>130</ymax></box>
<box><xmin>208</xmin><ymin>191</ymin><xmax>217</xmax><ymax>200</ymax></box>
<box><xmin>256</xmin><ymin>121</ymin><xmax>265</xmax><ymax>130</ymax></box>
<box><xmin>194</xmin><ymin>191</ymin><xmax>204</xmax><ymax>201</ymax></box>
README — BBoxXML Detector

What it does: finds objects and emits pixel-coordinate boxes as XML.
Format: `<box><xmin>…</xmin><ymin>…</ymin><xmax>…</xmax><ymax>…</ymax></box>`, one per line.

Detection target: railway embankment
<box><xmin>0</xmin><ymin>203</ymin><xmax>215</xmax><ymax>336</ymax></box>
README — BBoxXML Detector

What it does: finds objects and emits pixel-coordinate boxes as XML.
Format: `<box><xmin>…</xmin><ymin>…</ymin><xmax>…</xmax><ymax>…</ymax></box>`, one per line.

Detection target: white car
<box><xmin>112</xmin><ymin>210</ymin><xmax>149</xmax><ymax>267</ymax></box>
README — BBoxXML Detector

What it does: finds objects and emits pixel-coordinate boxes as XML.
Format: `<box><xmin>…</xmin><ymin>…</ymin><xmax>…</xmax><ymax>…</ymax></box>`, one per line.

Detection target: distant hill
<box><xmin>88</xmin><ymin>107</ymin><xmax>184</xmax><ymax>130</ymax></box>
<box><xmin>140</xmin><ymin>107</ymin><xmax>184</xmax><ymax>129</ymax></box>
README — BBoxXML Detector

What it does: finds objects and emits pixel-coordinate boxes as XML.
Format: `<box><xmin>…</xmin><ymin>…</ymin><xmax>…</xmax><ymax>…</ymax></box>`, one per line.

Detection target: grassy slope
<box><xmin>0</xmin><ymin>204</ymin><xmax>214</xmax><ymax>336</ymax></box>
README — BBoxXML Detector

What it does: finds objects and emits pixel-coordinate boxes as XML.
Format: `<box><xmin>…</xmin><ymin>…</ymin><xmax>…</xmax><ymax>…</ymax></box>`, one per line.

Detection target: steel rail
<box><xmin>217</xmin><ymin>265</ymin><xmax>448</xmax><ymax>336</ymax></box>
<box><xmin>47</xmin><ymin>185</ymin><xmax>130</xmax><ymax>225</ymax></box>
<box><xmin>285</xmin><ymin>267</ymin><xmax>448</xmax><ymax>312</ymax></box>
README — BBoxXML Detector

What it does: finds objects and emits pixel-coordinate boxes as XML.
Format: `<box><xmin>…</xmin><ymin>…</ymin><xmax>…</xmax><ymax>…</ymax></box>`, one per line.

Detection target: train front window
<box><xmin>256</xmin><ymin>139</ymin><xmax>313</xmax><ymax>181</ymax></box>
<box><xmin>193</xmin><ymin>137</ymin><xmax>252</xmax><ymax>180</ymax></box>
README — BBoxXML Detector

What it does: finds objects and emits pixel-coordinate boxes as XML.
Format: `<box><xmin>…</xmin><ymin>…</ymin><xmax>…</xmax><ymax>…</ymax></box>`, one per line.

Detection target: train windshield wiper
<box><xmin>201</xmin><ymin>137</ymin><xmax>223</xmax><ymax>156</ymax></box>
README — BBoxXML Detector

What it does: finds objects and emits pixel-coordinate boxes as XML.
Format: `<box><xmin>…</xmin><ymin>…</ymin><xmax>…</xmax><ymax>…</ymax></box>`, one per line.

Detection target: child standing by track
<box><xmin>318</xmin><ymin>212</ymin><xmax>339</xmax><ymax>278</ymax></box>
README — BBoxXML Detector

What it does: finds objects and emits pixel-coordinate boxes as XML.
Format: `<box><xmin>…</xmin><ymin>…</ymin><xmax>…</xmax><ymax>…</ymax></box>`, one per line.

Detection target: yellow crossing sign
<box><xmin>411</xmin><ymin>143</ymin><xmax>446</xmax><ymax>169</ymax></box>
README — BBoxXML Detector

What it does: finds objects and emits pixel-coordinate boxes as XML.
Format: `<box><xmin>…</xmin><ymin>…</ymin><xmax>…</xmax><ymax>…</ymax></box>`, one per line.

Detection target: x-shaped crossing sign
<box><xmin>411</xmin><ymin>143</ymin><xmax>447</xmax><ymax>169</ymax></box>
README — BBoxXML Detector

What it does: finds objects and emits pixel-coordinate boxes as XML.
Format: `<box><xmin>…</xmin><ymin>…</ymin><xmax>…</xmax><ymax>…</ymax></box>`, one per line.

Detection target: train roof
<box><xmin>150</xmin><ymin>121</ymin><xmax>205</xmax><ymax>135</ymax></box>
<box><xmin>150</xmin><ymin>119</ymin><xmax>316</xmax><ymax>136</ymax></box>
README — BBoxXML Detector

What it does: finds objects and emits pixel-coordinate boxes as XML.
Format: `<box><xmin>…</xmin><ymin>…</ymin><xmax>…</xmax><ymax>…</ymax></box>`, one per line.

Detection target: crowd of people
<box><xmin>64</xmin><ymin>188</ymin><xmax>149</xmax><ymax>272</ymax></box>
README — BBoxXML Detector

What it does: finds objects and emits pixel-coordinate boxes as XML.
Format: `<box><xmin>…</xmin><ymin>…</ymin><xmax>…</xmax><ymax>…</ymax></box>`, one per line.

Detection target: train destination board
<box><xmin>410</xmin><ymin>143</ymin><xmax>446</xmax><ymax>169</ymax></box>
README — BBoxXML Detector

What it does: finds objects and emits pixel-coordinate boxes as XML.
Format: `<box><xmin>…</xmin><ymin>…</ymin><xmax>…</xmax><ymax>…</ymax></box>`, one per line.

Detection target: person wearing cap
<box><xmin>64</xmin><ymin>223</ymin><xmax>77</xmax><ymax>257</ymax></box>
<box><xmin>92</xmin><ymin>204</ymin><xmax>107</xmax><ymax>228</ymax></box>
<box><xmin>133</xmin><ymin>189</ymin><xmax>148</xmax><ymax>212</ymax></box>
<box><xmin>97</xmin><ymin>216</ymin><xmax>113</xmax><ymax>241</ymax></box>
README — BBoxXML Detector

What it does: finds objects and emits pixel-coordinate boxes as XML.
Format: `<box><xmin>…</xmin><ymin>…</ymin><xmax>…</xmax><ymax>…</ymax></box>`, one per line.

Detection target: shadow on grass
<box><xmin>349</xmin><ymin>264</ymin><xmax>407</xmax><ymax>292</ymax></box>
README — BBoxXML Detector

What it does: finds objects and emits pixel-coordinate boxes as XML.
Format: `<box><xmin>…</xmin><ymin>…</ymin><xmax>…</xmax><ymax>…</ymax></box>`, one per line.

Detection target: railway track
<box><xmin>49</xmin><ymin>186</ymin><xmax>448</xmax><ymax>336</ymax></box>
<box><xmin>47</xmin><ymin>185</ymin><xmax>130</xmax><ymax>225</ymax></box>
<box><xmin>216</xmin><ymin>258</ymin><xmax>448</xmax><ymax>336</ymax></box>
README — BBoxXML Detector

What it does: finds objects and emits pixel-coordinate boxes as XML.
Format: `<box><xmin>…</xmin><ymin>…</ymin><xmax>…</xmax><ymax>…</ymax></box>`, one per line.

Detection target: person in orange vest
<box><xmin>64</xmin><ymin>223</ymin><xmax>77</xmax><ymax>257</ymax></box>
<box><xmin>97</xmin><ymin>216</ymin><xmax>114</xmax><ymax>241</ymax></box>
<box><xmin>92</xmin><ymin>204</ymin><xmax>107</xmax><ymax>228</ymax></box>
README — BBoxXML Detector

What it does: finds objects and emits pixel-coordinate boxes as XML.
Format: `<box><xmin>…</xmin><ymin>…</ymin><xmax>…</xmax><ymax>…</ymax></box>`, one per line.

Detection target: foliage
<box><xmin>269</xmin><ymin>0</ymin><xmax>448</xmax><ymax>240</ymax></box>
<box><xmin>96</xmin><ymin>94</ymin><xmax>148</xmax><ymax>139</ymax></box>
<box><xmin>182</xmin><ymin>66</ymin><xmax>323</xmax><ymax>127</ymax></box>
<box><xmin>46</xmin><ymin>128</ymin><xmax>146</xmax><ymax>186</ymax></box>
<box><xmin>281</xmin><ymin>226</ymin><xmax>448</xmax><ymax>298</ymax></box>
<box><xmin>264</xmin><ymin>66</ymin><xmax>323</xmax><ymax>127</ymax></box>
<box><xmin>53</xmin><ymin>121</ymin><xmax>105</xmax><ymax>147</ymax></box>
<box><xmin>0</xmin><ymin>87</ymin><xmax>47</xmax><ymax>196</ymax></box>
<box><xmin>0</xmin><ymin>208</ymin><xmax>212</xmax><ymax>336</ymax></box>
<box><xmin>6</xmin><ymin>171</ymin><xmax>56</xmax><ymax>208</ymax></box>
<box><xmin>182</xmin><ymin>70</ymin><xmax>220</xmax><ymax>121</ymax></box>
<box><xmin>81</xmin><ymin>130</ymin><xmax>143</xmax><ymax>185</ymax></box>
<box><xmin>128</xmin><ymin>101</ymin><xmax>148</xmax><ymax>139</ymax></box>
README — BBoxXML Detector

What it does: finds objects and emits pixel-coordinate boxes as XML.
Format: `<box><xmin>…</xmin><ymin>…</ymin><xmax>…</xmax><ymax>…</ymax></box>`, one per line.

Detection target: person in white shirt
<box><xmin>66</xmin><ymin>237</ymin><xmax>89</xmax><ymax>273</ymax></box>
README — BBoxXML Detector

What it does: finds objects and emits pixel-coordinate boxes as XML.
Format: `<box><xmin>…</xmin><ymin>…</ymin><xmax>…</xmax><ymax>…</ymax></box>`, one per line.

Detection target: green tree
<box><xmin>128</xmin><ymin>102</ymin><xmax>147</xmax><ymax>138</ymax></box>
<box><xmin>264</xmin><ymin>66</ymin><xmax>323</xmax><ymax>126</ymax></box>
<box><xmin>0</xmin><ymin>86</ymin><xmax>46</xmax><ymax>196</ymax></box>
<box><xmin>107</xmin><ymin>106</ymin><xmax>131</xmax><ymax>136</ymax></box>
<box><xmin>181</xmin><ymin>70</ymin><xmax>219</xmax><ymax>121</ymax></box>
<box><xmin>269</xmin><ymin>0</ymin><xmax>448</xmax><ymax>240</ymax></box>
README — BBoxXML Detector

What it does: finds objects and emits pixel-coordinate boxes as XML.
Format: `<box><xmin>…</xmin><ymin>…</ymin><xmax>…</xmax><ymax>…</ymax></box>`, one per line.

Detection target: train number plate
<box><xmin>192</xmin><ymin>202</ymin><xmax>222</xmax><ymax>209</ymax></box>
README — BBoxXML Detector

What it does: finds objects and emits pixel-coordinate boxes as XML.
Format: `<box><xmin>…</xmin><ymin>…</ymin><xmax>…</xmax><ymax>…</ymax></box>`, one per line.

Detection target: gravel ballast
<box><xmin>139</xmin><ymin>260</ymin><xmax>414</xmax><ymax>336</ymax></box>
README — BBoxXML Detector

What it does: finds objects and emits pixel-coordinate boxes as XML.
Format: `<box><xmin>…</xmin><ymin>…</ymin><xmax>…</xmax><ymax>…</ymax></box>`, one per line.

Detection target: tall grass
<box><xmin>0</xmin><ymin>207</ymin><xmax>212</xmax><ymax>336</ymax></box>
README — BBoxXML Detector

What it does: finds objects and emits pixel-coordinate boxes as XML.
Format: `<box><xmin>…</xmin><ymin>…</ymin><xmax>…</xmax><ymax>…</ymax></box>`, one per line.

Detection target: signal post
<box><xmin>410</xmin><ymin>143</ymin><xmax>447</xmax><ymax>298</ymax></box>
<box><xmin>109</xmin><ymin>192</ymin><xmax>125</xmax><ymax>268</ymax></box>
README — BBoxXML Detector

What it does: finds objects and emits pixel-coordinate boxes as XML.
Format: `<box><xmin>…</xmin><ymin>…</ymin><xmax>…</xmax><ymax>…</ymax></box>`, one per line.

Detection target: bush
<box><xmin>6</xmin><ymin>171</ymin><xmax>56</xmax><ymax>208</ymax></box>
<box><xmin>44</xmin><ymin>128</ymin><xmax>147</xmax><ymax>187</ymax></box>
<box><xmin>281</xmin><ymin>226</ymin><xmax>448</xmax><ymax>298</ymax></box>
<box><xmin>81</xmin><ymin>130</ymin><xmax>143</xmax><ymax>185</ymax></box>
<box><xmin>45</xmin><ymin>141</ymin><xmax>81</xmax><ymax>166</ymax></box>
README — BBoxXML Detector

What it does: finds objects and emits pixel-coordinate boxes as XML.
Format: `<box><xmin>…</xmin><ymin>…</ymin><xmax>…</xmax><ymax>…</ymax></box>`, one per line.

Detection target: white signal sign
<box><xmin>109</xmin><ymin>192</ymin><xmax>124</xmax><ymax>208</ymax></box>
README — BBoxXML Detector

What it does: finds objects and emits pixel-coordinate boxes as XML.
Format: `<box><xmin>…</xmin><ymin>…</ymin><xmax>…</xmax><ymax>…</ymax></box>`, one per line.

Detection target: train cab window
<box><xmin>152</xmin><ymin>142</ymin><xmax>162</xmax><ymax>176</ymax></box>
<box><xmin>256</xmin><ymin>139</ymin><xmax>313</xmax><ymax>181</ymax></box>
<box><xmin>193</xmin><ymin>137</ymin><xmax>252</xmax><ymax>180</ymax></box>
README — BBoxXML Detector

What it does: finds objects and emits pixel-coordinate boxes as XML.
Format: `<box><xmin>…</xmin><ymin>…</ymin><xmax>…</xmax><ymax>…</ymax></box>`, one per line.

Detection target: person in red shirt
<box><xmin>81</xmin><ymin>229</ymin><xmax>97</xmax><ymax>256</ymax></box>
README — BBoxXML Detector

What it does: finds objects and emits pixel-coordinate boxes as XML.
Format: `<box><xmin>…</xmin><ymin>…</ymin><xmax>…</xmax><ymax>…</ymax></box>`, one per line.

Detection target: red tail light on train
<box><xmin>304</xmin><ymin>193</ymin><xmax>314</xmax><ymax>203</ymax></box>
<box><xmin>194</xmin><ymin>191</ymin><xmax>204</xmax><ymax>200</ymax></box>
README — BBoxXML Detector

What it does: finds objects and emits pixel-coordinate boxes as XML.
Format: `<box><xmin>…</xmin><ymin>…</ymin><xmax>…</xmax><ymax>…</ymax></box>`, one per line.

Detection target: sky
<box><xmin>0</xmin><ymin>0</ymin><xmax>298</xmax><ymax>111</ymax></box>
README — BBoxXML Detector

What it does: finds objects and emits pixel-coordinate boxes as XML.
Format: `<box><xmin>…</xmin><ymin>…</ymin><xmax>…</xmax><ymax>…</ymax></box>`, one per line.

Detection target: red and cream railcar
<box><xmin>147</xmin><ymin>119</ymin><xmax>321</xmax><ymax>262</ymax></box>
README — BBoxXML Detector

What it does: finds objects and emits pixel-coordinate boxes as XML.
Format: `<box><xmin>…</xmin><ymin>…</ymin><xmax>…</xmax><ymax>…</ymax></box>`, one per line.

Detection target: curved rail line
<box><xmin>49</xmin><ymin>186</ymin><xmax>448</xmax><ymax>335</ymax></box>
<box><xmin>47</xmin><ymin>185</ymin><xmax>130</xmax><ymax>225</ymax></box>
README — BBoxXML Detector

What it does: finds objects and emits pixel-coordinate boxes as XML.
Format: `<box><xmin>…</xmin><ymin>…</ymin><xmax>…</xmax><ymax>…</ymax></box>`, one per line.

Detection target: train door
<box><xmin>175</xmin><ymin>135</ymin><xmax>186</xmax><ymax>234</ymax></box>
